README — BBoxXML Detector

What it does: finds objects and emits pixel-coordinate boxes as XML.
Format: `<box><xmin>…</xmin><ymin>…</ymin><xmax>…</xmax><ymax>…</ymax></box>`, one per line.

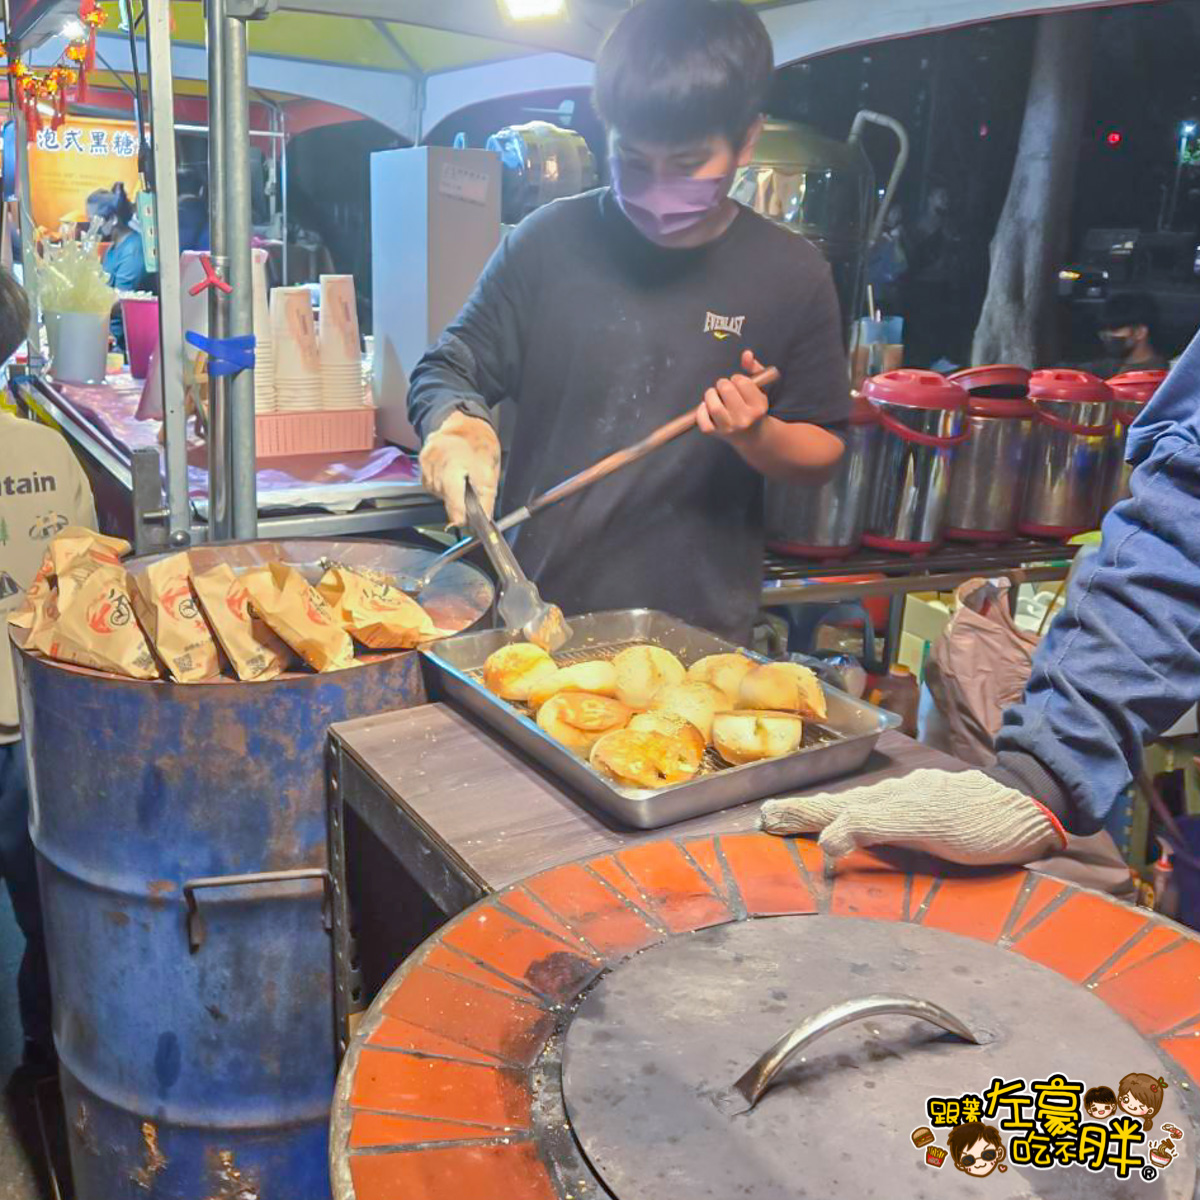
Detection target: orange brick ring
<box><xmin>330</xmin><ymin>834</ymin><xmax>1200</xmax><ymax>1198</ymax></box>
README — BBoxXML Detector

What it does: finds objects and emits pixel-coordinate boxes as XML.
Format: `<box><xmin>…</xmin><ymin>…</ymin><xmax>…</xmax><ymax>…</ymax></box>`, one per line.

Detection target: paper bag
<box><xmin>243</xmin><ymin>562</ymin><xmax>355</xmax><ymax>673</ymax></box>
<box><xmin>130</xmin><ymin>553</ymin><xmax>221</xmax><ymax>683</ymax></box>
<box><xmin>9</xmin><ymin>548</ymin><xmax>54</xmax><ymax>634</ymax></box>
<box><xmin>316</xmin><ymin>565</ymin><xmax>445</xmax><ymax>650</ymax></box>
<box><xmin>192</xmin><ymin>561</ymin><xmax>293</xmax><ymax>682</ymax></box>
<box><xmin>49</xmin><ymin>527</ymin><xmax>131</xmax><ymax>576</ymax></box>
<box><xmin>47</xmin><ymin>559</ymin><xmax>159</xmax><ymax>679</ymax></box>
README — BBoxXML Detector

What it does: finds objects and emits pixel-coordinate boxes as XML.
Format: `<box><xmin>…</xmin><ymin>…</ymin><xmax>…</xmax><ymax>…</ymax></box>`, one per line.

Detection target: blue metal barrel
<box><xmin>13</xmin><ymin>540</ymin><xmax>490</xmax><ymax>1199</ymax></box>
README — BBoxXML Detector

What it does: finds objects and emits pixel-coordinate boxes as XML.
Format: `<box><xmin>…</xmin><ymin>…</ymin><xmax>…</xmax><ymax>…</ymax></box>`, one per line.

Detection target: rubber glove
<box><xmin>418</xmin><ymin>412</ymin><xmax>501</xmax><ymax>528</ymax></box>
<box><xmin>759</xmin><ymin>769</ymin><xmax>1067</xmax><ymax>867</ymax></box>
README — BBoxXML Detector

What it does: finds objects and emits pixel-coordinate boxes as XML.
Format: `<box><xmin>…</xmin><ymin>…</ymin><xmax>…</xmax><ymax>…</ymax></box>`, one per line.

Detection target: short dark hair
<box><xmin>593</xmin><ymin>0</ymin><xmax>773</xmax><ymax>148</ymax></box>
<box><xmin>1100</xmin><ymin>291</ymin><xmax>1160</xmax><ymax>343</ymax></box>
<box><xmin>0</xmin><ymin>267</ymin><xmax>31</xmax><ymax>365</ymax></box>
<box><xmin>1085</xmin><ymin>1086</ymin><xmax>1116</xmax><ymax>1108</ymax></box>
<box><xmin>947</xmin><ymin>1122</ymin><xmax>1003</xmax><ymax>1165</ymax></box>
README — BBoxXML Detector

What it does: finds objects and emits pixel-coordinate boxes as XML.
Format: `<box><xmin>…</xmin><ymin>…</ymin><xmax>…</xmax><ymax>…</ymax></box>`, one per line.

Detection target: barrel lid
<box><xmin>948</xmin><ymin>364</ymin><xmax>1031</xmax><ymax>396</ymax></box>
<box><xmin>1107</xmin><ymin>368</ymin><xmax>1167</xmax><ymax>406</ymax></box>
<box><xmin>864</xmin><ymin>368</ymin><xmax>967</xmax><ymax>412</ymax></box>
<box><xmin>1027</xmin><ymin>368</ymin><xmax>1112</xmax><ymax>405</ymax></box>
<box><xmin>847</xmin><ymin>389</ymin><xmax>879</xmax><ymax>425</ymax></box>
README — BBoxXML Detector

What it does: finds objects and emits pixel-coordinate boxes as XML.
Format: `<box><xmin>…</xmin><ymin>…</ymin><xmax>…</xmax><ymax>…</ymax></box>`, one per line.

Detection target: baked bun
<box><xmin>649</xmin><ymin>681</ymin><xmax>729</xmax><ymax>742</ymax></box>
<box><xmin>712</xmin><ymin>710</ymin><xmax>804</xmax><ymax>765</ymax></box>
<box><xmin>738</xmin><ymin>662</ymin><xmax>827</xmax><ymax>720</ymax></box>
<box><xmin>628</xmin><ymin>710</ymin><xmax>707</xmax><ymax>760</ymax></box>
<box><xmin>536</xmin><ymin>692</ymin><xmax>631</xmax><ymax>755</ymax></box>
<box><xmin>484</xmin><ymin>643</ymin><xmax>558</xmax><ymax>702</ymax></box>
<box><xmin>687</xmin><ymin>653</ymin><xmax>755</xmax><ymax>703</ymax></box>
<box><xmin>613</xmin><ymin>644</ymin><xmax>686</xmax><ymax>709</ymax></box>
<box><xmin>590</xmin><ymin>729</ymin><xmax>702</xmax><ymax>790</ymax></box>
<box><xmin>527</xmin><ymin>660</ymin><xmax>619</xmax><ymax>708</ymax></box>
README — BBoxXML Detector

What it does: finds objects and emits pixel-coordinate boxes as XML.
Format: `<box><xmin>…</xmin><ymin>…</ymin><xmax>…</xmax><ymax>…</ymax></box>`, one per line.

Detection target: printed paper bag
<box><xmin>192</xmin><ymin>561</ymin><xmax>293</xmax><ymax>682</ymax></box>
<box><xmin>130</xmin><ymin>553</ymin><xmax>221</xmax><ymax>683</ymax></box>
<box><xmin>243</xmin><ymin>562</ymin><xmax>354</xmax><ymax>673</ymax></box>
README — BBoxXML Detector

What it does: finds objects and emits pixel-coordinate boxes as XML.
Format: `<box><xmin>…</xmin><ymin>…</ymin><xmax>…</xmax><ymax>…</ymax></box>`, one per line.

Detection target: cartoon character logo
<box><xmin>1084</xmin><ymin>1086</ymin><xmax>1117</xmax><ymax>1121</ymax></box>
<box><xmin>87</xmin><ymin>587</ymin><xmax>134</xmax><ymax>634</ymax></box>
<box><xmin>948</xmin><ymin>1122</ymin><xmax>1006</xmax><ymax>1179</ymax></box>
<box><xmin>1117</xmin><ymin>1073</ymin><xmax>1168</xmax><ymax>1132</ymax></box>
<box><xmin>160</xmin><ymin>578</ymin><xmax>201</xmax><ymax>623</ymax></box>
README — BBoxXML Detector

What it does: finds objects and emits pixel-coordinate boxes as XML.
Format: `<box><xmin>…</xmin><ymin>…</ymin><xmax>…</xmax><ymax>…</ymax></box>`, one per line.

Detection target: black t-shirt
<box><xmin>408</xmin><ymin>189</ymin><xmax>849</xmax><ymax>644</ymax></box>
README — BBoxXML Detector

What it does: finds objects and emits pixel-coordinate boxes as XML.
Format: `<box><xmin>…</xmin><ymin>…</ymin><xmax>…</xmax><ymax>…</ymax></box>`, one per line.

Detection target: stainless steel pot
<box><xmin>944</xmin><ymin>365</ymin><xmax>1034</xmax><ymax>542</ymax></box>
<box><xmin>861</xmin><ymin>369</ymin><xmax>969</xmax><ymax>552</ymax></box>
<box><xmin>766</xmin><ymin>392</ymin><xmax>879</xmax><ymax>559</ymax></box>
<box><xmin>1018</xmin><ymin>369</ymin><xmax>1115</xmax><ymax>540</ymax></box>
<box><xmin>1100</xmin><ymin>369</ymin><xmax>1167</xmax><ymax>512</ymax></box>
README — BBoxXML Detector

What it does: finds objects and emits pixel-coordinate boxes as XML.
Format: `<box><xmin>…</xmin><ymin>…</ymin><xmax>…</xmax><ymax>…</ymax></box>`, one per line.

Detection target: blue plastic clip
<box><xmin>185</xmin><ymin>332</ymin><xmax>256</xmax><ymax>377</ymax></box>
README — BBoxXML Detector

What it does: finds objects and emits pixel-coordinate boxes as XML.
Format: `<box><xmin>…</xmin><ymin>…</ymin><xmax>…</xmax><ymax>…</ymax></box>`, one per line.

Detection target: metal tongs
<box><xmin>463</xmin><ymin>481</ymin><xmax>572</xmax><ymax>653</ymax></box>
<box><xmin>402</xmin><ymin>364</ymin><xmax>782</xmax><ymax>597</ymax></box>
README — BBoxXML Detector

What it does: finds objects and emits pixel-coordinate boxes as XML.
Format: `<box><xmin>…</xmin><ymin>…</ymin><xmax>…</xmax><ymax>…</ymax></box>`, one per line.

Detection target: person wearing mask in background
<box><xmin>0</xmin><ymin>268</ymin><xmax>98</xmax><ymax>1084</ymax></box>
<box><xmin>408</xmin><ymin>0</ymin><xmax>848</xmax><ymax>646</ymax></box>
<box><xmin>177</xmin><ymin>167</ymin><xmax>210</xmax><ymax>254</ymax></box>
<box><xmin>87</xmin><ymin>182</ymin><xmax>148</xmax><ymax>344</ymax></box>
<box><xmin>1078</xmin><ymin>291</ymin><xmax>1169</xmax><ymax>379</ymax></box>
<box><xmin>760</xmin><ymin>330</ymin><xmax>1200</xmax><ymax>878</ymax></box>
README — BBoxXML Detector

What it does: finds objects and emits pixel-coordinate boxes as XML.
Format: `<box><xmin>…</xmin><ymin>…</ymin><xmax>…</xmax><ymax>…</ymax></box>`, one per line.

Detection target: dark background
<box><xmin>285</xmin><ymin>0</ymin><xmax>1200</xmax><ymax>360</ymax></box>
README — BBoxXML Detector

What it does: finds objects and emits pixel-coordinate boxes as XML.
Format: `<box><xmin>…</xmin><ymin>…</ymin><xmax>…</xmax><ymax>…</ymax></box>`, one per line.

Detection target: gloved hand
<box><xmin>418</xmin><ymin>412</ymin><xmax>501</xmax><ymax>528</ymax></box>
<box><xmin>759</xmin><ymin>769</ymin><xmax>1067</xmax><ymax>867</ymax></box>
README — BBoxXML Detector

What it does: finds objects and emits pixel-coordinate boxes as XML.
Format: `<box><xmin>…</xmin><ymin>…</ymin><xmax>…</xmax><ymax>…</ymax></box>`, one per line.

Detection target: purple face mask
<box><xmin>609</xmin><ymin>157</ymin><xmax>730</xmax><ymax>243</ymax></box>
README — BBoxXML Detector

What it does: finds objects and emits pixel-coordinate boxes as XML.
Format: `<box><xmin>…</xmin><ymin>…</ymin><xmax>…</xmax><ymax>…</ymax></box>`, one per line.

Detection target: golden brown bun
<box><xmin>536</xmin><ymin>692</ymin><xmax>631</xmax><ymax>755</ymax></box>
<box><xmin>483</xmin><ymin>643</ymin><xmax>558</xmax><ymax>701</ymax></box>
<box><xmin>590</xmin><ymin>729</ymin><xmax>702</xmax><ymax>789</ymax></box>
<box><xmin>738</xmin><ymin>662</ymin><xmax>827</xmax><ymax>720</ymax></box>
<box><xmin>712</xmin><ymin>710</ymin><xmax>804</xmax><ymax>765</ymax></box>
<box><xmin>687</xmin><ymin>653</ymin><xmax>755</xmax><ymax>703</ymax></box>
<box><xmin>527</xmin><ymin>660</ymin><xmax>618</xmax><ymax>708</ymax></box>
<box><xmin>628</xmin><ymin>711</ymin><xmax>707</xmax><ymax>760</ymax></box>
<box><xmin>613</xmin><ymin>644</ymin><xmax>686</xmax><ymax>709</ymax></box>
<box><xmin>649</xmin><ymin>681</ymin><xmax>729</xmax><ymax>742</ymax></box>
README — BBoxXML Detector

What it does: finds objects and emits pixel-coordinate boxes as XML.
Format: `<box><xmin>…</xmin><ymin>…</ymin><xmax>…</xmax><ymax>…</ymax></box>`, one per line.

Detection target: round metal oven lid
<box><xmin>562</xmin><ymin>916</ymin><xmax>1196</xmax><ymax>1200</ymax></box>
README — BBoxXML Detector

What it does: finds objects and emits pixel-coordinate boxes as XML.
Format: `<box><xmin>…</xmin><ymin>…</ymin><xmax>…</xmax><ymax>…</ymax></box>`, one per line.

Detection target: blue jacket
<box><xmin>993</xmin><ymin>334</ymin><xmax>1200</xmax><ymax>832</ymax></box>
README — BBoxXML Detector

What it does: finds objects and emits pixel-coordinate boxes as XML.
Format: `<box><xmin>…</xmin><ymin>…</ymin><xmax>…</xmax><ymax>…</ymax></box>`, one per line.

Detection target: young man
<box><xmin>410</xmin><ymin>0</ymin><xmax>848</xmax><ymax>645</ymax></box>
<box><xmin>1080</xmin><ymin>291</ymin><xmax>1169</xmax><ymax>378</ymax></box>
<box><xmin>762</xmin><ymin>328</ymin><xmax>1200</xmax><ymax>871</ymax></box>
<box><xmin>0</xmin><ymin>268</ymin><xmax>98</xmax><ymax>1072</ymax></box>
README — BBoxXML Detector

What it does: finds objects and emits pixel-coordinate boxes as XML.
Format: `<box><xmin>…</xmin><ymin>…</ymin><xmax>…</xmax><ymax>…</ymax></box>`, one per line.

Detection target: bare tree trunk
<box><xmin>971</xmin><ymin>12</ymin><xmax>1097</xmax><ymax>366</ymax></box>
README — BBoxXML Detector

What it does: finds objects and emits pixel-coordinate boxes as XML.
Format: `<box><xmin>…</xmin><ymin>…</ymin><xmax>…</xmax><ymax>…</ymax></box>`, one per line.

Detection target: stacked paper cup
<box><xmin>318</xmin><ymin>275</ymin><xmax>366</xmax><ymax>409</ymax></box>
<box><xmin>271</xmin><ymin>286</ymin><xmax>322</xmax><ymax>412</ymax></box>
<box><xmin>252</xmin><ymin>248</ymin><xmax>276</xmax><ymax>413</ymax></box>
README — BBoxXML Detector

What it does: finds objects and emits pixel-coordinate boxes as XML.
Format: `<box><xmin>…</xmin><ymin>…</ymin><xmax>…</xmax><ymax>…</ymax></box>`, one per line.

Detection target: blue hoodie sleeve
<box><xmin>992</xmin><ymin>332</ymin><xmax>1200</xmax><ymax>833</ymax></box>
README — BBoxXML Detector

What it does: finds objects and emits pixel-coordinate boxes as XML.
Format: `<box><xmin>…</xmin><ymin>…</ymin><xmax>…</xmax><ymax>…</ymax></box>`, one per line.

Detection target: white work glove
<box><xmin>759</xmin><ymin>769</ymin><xmax>1067</xmax><ymax>867</ymax></box>
<box><xmin>418</xmin><ymin>411</ymin><xmax>501</xmax><ymax>528</ymax></box>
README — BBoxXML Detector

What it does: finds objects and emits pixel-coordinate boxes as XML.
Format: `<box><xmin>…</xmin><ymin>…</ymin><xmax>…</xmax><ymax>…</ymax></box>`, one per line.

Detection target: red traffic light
<box><xmin>1106</xmin><ymin>131</ymin><xmax>1123</xmax><ymax>146</ymax></box>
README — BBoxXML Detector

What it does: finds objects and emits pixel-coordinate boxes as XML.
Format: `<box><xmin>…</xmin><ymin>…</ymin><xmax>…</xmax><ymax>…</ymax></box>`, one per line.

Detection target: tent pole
<box><xmin>11</xmin><ymin>84</ymin><xmax>44</xmax><ymax>368</ymax></box>
<box><xmin>225</xmin><ymin>7</ymin><xmax>257</xmax><ymax>539</ymax></box>
<box><xmin>145</xmin><ymin>0</ymin><xmax>191</xmax><ymax>548</ymax></box>
<box><xmin>206</xmin><ymin>0</ymin><xmax>233</xmax><ymax>540</ymax></box>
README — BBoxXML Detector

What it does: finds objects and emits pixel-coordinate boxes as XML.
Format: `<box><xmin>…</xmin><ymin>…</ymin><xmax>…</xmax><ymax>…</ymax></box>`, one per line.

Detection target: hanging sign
<box><xmin>27</xmin><ymin>116</ymin><xmax>141</xmax><ymax>232</ymax></box>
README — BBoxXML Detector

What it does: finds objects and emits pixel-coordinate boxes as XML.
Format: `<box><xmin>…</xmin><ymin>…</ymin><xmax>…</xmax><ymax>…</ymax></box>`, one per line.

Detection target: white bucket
<box><xmin>48</xmin><ymin>310</ymin><xmax>110</xmax><ymax>385</ymax></box>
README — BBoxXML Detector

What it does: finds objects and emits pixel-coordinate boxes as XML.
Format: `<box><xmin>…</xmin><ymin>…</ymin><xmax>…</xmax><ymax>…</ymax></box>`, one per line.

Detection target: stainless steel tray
<box><xmin>420</xmin><ymin>609</ymin><xmax>900</xmax><ymax>830</ymax></box>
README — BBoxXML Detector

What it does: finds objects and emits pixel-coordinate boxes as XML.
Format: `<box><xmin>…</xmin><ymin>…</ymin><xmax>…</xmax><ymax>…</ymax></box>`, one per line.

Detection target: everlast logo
<box><xmin>704</xmin><ymin>311</ymin><xmax>746</xmax><ymax>339</ymax></box>
<box><xmin>2</xmin><ymin>472</ymin><xmax>56</xmax><ymax>496</ymax></box>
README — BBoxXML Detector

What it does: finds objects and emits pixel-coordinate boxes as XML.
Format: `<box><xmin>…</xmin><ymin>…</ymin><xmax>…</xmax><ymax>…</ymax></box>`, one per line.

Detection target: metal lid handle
<box><xmin>732</xmin><ymin>993</ymin><xmax>981</xmax><ymax>1112</ymax></box>
<box><xmin>875</xmin><ymin>408</ymin><xmax>970</xmax><ymax>447</ymax></box>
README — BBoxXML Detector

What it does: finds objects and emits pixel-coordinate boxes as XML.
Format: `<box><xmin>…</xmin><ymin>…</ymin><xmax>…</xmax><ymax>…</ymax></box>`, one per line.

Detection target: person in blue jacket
<box><xmin>762</xmin><ymin>331</ymin><xmax>1200</xmax><ymax>868</ymax></box>
<box><xmin>88</xmin><ymin>182</ymin><xmax>148</xmax><ymax>344</ymax></box>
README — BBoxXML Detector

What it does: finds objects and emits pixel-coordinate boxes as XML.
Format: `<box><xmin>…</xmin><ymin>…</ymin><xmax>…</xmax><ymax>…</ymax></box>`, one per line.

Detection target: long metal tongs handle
<box><xmin>463</xmin><ymin>481</ymin><xmax>529</xmax><ymax>592</ymax></box>
<box><xmin>420</xmin><ymin>365</ymin><xmax>782</xmax><ymax>587</ymax></box>
<box><xmin>733</xmin><ymin>994</ymin><xmax>981</xmax><ymax>1112</ymax></box>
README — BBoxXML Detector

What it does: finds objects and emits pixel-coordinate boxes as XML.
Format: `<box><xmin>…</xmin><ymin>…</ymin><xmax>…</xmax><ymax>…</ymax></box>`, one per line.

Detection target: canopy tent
<box><xmin>27</xmin><ymin>0</ymin><xmax>1139</xmax><ymax>144</ymax></box>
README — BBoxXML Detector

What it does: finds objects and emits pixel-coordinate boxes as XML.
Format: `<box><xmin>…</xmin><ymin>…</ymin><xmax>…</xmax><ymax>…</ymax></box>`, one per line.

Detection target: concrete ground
<box><xmin>0</xmin><ymin>889</ymin><xmax>50</xmax><ymax>1200</ymax></box>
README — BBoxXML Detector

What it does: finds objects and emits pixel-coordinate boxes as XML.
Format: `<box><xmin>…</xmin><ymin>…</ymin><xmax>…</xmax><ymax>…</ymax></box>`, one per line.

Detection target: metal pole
<box><xmin>11</xmin><ymin>92</ymin><xmax>43</xmax><ymax>368</ymax></box>
<box><xmin>144</xmin><ymin>0</ymin><xmax>190</xmax><ymax>548</ymax></box>
<box><xmin>280</xmin><ymin>106</ymin><xmax>289</xmax><ymax>284</ymax></box>
<box><xmin>225</xmin><ymin>12</ymin><xmax>258</xmax><ymax>538</ymax></box>
<box><xmin>206</xmin><ymin>0</ymin><xmax>232</xmax><ymax>540</ymax></box>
